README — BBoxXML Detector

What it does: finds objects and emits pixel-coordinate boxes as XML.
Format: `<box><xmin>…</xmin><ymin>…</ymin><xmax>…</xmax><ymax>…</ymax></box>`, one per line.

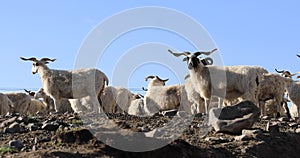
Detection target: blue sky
<box><xmin>1</xmin><ymin>1</ymin><xmax>300</xmax><ymax>94</ymax></box>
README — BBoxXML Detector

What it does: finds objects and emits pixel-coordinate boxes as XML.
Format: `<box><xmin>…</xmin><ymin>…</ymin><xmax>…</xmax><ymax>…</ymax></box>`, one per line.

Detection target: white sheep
<box><xmin>143</xmin><ymin>76</ymin><xmax>188</xmax><ymax>116</ymax></box>
<box><xmin>128</xmin><ymin>93</ymin><xmax>147</xmax><ymax>116</ymax></box>
<box><xmin>168</xmin><ymin>49</ymin><xmax>268</xmax><ymax>114</ymax></box>
<box><xmin>24</xmin><ymin>89</ymin><xmax>48</xmax><ymax>114</ymax></box>
<box><xmin>258</xmin><ymin>73</ymin><xmax>287</xmax><ymax>117</ymax></box>
<box><xmin>34</xmin><ymin>88</ymin><xmax>73</xmax><ymax>113</ymax></box>
<box><xmin>5</xmin><ymin>92</ymin><xmax>32</xmax><ymax>114</ymax></box>
<box><xmin>0</xmin><ymin>93</ymin><xmax>13</xmax><ymax>115</ymax></box>
<box><xmin>20</xmin><ymin>57</ymin><xmax>109</xmax><ymax>113</ymax></box>
<box><xmin>285</xmin><ymin>78</ymin><xmax>300</xmax><ymax>117</ymax></box>
<box><xmin>100</xmin><ymin>86</ymin><xmax>134</xmax><ymax>113</ymax></box>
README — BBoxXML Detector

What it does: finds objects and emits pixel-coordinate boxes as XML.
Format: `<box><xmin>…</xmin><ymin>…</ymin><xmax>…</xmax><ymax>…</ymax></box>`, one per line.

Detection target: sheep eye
<box><xmin>35</xmin><ymin>63</ymin><xmax>39</xmax><ymax>66</ymax></box>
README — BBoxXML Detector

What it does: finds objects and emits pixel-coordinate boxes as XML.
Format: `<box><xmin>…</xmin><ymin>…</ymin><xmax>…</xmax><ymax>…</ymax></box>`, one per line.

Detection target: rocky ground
<box><xmin>1</xmin><ymin>111</ymin><xmax>300</xmax><ymax>158</ymax></box>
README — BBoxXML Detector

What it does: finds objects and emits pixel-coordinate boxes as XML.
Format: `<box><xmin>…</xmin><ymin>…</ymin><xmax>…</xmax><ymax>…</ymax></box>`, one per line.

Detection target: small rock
<box><xmin>160</xmin><ymin>109</ymin><xmax>178</xmax><ymax>117</ymax></box>
<box><xmin>235</xmin><ymin>135</ymin><xmax>251</xmax><ymax>141</ymax></box>
<box><xmin>4</xmin><ymin>122</ymin><xmax>25</xmax><ymax>133</ymax></box>
<box><xmin>0</xmin><ymin>116</ymin><xmax>17</xmax><ymax>128</ymax></box>
<box><xmin>32</xmin><ymin>145</ymin><xmax>37</xmax><ymax>151</ymax></box>
<box><xmin>42</xmin><ymin>123</ymin><xmax>59</xmax><ymax>131</ymax></box>
<box><xmin>295</xmin><ymin>128</ymin><xmax>300</xmax><ymax>133</ymax></box>
<box><xmin>242</xmin><ymin>129</ymin><xmax>263</xmax><ymax>138</ymax></box>
<box><xmin>278</xmin><ymin>117</ymin><xmax>289</xmax><ymax>122</ymax></box>
<box><xmin>289</xmin><ymin>122</ymin><xmax>298</xmax><ymax>128</ymax></box>
<box><xmin>28</xmin><ymin>123</ymin><xmax>39</xmax><ymax>131</ymax></box>
<box><xmin>266</xmin><ymin>121</ymin><xmax>280</xmax><ymax>135</ymax></box>
<box><xmin>261</xmin><ymin>116</ymin><xmax>270</xmax><ymax>120</ymax></box>
<box><xmin>9</xmin><ymin>140</ymin><xmax>24</xmax><ymax>150</ymax></box>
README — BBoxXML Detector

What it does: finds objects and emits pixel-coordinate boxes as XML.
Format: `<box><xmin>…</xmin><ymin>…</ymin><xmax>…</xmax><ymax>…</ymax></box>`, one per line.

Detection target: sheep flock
<box><xmin>0</xmin><ymin>52</ymin><xmax>299</xmax><ymax>121</ymax></box>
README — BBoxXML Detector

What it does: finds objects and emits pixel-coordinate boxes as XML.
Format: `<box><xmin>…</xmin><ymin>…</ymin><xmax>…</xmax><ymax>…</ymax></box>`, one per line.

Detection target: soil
<box><xmin>1</xmin><ymin>112</ymin><xmax>300</xmax><ymax>158</ymax></box>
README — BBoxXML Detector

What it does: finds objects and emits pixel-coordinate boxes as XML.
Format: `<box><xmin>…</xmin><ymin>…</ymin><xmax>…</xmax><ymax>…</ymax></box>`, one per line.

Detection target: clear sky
<box><xmin>1</xmin><ymin>1</ymin><xmax>300</xmax><ymax>95</ymax></box>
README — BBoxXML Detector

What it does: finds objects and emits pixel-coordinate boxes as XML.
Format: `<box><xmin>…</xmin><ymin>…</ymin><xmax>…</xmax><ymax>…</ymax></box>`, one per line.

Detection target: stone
<box><xmin>278</xmin><ymin>117</ymin><xmax>289</xmax><ymax>122</ymax></box>
<box><xmin>4</xmin><ymin>122</ymin><xmax>25</xmax><ymax>133</ymax></box>
<box><xmin>261</xmin><ymin>116</ymin><xmax>270</xmax><ymax>120</ymax></box>
<box><xmin>242</xmin><ymin>129</ymin><xmax>263</xmax><ymax>138</ymax></box>
<box><xmin>28</xmin><ymin>123</ymin><xmax>39</xmax><ymax>131</ymax></box>
<box><xmin>208</xmin><ymin>101</ymin><xmax>260</xmax><ymax>134</ymax></box>
<box><xmin>9</xmin><ymin>140</ymin><xmax>24</xmax><ymax>150</ymax></box>
<box><xmin>289</xmin><ymin>122</ymin><xmax>298</xmax><ymax>128</ymax></box>
<box><xmin>266</xmin><ymin>121</ymin><xmax>280</xmax><ymax>135</ymax></box>
<box><xmin>0</xmin><ymin>117</ymin><xmax>17</xmax><ymax>128</ymax></box>
<box><xmin>160</xmin><ymin>109</ymin><xmax>178</xmax><ymax>117</ymax></box>
<box><xmin>295</xmin><ymin>128</ymin><xmax>300</xmax><ymax>133</ymax></box>
<box><xmin>42</xmin><ymin>123</ymin><xmax>59</xmax><ymax>131</ymax></box>
<box><xmin>235</xmin><ymin>135</ymin><xmax>251</xmax><ymax>141</ymax></box>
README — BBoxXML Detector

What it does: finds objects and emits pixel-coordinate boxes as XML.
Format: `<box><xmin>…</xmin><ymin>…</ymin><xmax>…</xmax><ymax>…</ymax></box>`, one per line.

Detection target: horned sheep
<box><xmin>258</xmin><ymin>73</ymin><xmax>287</xmax><ymax>117</ymax></box>
<box><xmin>285</xmin><ymin>78</ymin><xmax>300</xmax><ymax>117</ymax></box>
<box><xmin>143</xmin><ymin>76</ymin><xmax>190</xmax><ymax>116</ymax></box>
<box><xmin>127</xmin><ymin>93</ymin><xmax>147</xmax><ymax>116</ymax></box>
<box><xmin>20</xmin><ymin>57</ymin><xmax>109</xmax><ymax>113</ymax></box>
<box><xmin>168</xmin><ymin>49</ymin><xmax>268</xmax><ymax>114</ymax></box>
<box><xmin>34</xmin><ymin>88</ymin><xmax>74</xmax><ymax>113</ymax></box>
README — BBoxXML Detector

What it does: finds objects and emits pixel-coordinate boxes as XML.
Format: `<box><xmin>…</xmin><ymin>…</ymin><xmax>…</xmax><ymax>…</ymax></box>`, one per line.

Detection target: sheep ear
<box><xmin>183</xmin><ymin>57</ymin><xmax>188</xmax><ymax>62</ymax></box>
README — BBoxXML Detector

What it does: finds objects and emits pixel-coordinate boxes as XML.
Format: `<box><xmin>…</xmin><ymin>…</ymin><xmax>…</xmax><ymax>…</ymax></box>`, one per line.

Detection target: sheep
<box><xmin>0</xmin><ymin>93</ymin><xmax>13</xmax><ymax>115</ymax></box>
<box><xmin>257</xmin><ymin>73</ymin><xmax>287</xmax><ymax>117</ymax></box>
<box><xmin>143</xmin><ymin>76</ymin><xmax>189</xmax><ymax>116</ymax></box>
<box><xmin>168</xmin><ymin>49</ymin><xmax>268</xmax><ymax>114</ymax></box>
<box><xmin>24</xmin><ymin>89</ymin><xmax>48</xmax><ymax>114</ymax></box>
<box><xmin>5</xmin><ymin>92</ymin><xmax>32</xmax><ymax>114</ymax></box>
<box><xmin>100</xmin><ymin>86</ymin><xmax>134</xmax><ymax>113</ymax></box>
<box><xmin>34</xmin><ymin>88</ymin><xmax>74</xmax><ymax>113</ymax></box>
<box><xmin>284</xmin><ymin>78</ymin><xmax>300</xmax><ymax>117</ymax></box>
<box><xmin>20</xmin><ymin>57</ymin><xmax>109</xmax><ymax>113</ymax></box>
<box><xmin>128</xmin><ymin>93</ymin><xmax>147</xmax><ymax>116</ymax></box>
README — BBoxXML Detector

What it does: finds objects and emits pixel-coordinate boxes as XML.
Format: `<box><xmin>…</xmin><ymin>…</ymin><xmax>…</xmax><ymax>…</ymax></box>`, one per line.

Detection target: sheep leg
<box><xmin>53</xmin><ymin>98</ymin><xmax>61</xmax><ymax>113</ymax></box>
<box><xmin>259</xmin><ymin>101</ymin><xmax>265</xmax><ymax>117</ymax></box>
<box><xmin>204</xmin><ymin>99</ymin><xmax>210</xmax><ymax>114</ymax></box>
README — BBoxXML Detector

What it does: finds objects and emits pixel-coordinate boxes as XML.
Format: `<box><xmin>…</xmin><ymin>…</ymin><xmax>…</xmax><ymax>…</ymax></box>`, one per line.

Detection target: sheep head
<box><xmin>168</xmin><ymin>48</ymin><xmax>216</xmax><ymax>69</ymax></box>
<box><xmin>275</xmin><ymin>68</ymin><xmax>295</xmax><ymax>78</ymax></box>
<box><xmin>20</xmin><ymin>57</ymin><xmax>56</xmax><ymax>74</ymax></box>
<box><xmin>34</xmin><ymin>88</ymin><xmax>45</xmax><ymax>100</ymax></box>
<box><xmin>145</xmin><ymin>75</ymin><xmax>169</xmax><ymax>87</ymax></box>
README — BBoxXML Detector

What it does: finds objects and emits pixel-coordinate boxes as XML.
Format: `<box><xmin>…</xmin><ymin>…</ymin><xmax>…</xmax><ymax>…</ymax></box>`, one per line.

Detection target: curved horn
<box><xmin>194</xmin><ymin>48</ymin><xmax>218</xmax><ymax>56</ymax></box>
<box><xmin>275</xmin><ymin>68</ymin><xmax>284</xmax><ymax>73</ymax></box>
<box><xmin>142</xmin><ymin>87</ymin><xmax>148</xmax><ymax>91</ymax></box>
<box><xmin>201</xmin><ymin>57</ymin><xmax>214</xmax><ymax>65</ymax></box>
<box><xmin>40</xmin><ymin>58</ymin><xmax>56</xmax><ymax>62</ymax></box>
<box><xmin>24</xmin><ymin>89</ymin><xmax>31</xmax><ymax>93</ymax></box>
<box><xmin>145</xmin><ymin>75</ymin><xmax>155</xmax><ymax>81</ymax></box>
<box><xmin>297</xmin><ymin>54</ymin><xmax>300</xmax><ymax>58</ymax></box>
<box><xmin>168</xmin><ymin>49</ymin><xmax>191</xmax><ymax>57</ymax></box>
<box><xmin>156</xmin><ymin>76</ymin><xmax>169</xmax><ymax>82</ymax></box>
<box><xmin>20</xmin><ymin>57</ymin><xmax>37</xmax><ymax>61</ymax></box>
<box><xmin>184</xmin><ymin>74</ymin><xmax>190</xmax><ymax>80</ymax></box>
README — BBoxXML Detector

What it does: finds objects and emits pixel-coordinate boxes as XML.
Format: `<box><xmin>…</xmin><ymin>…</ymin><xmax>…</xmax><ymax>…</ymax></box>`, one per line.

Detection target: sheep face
<box><xmin>20</xmin><ymin>57</ymin><xmax>56</xmax><ymax>74</ymax></box>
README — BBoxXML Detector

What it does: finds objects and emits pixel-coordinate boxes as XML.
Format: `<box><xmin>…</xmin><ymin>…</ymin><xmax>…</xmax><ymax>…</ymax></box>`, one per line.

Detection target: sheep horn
<box><xmin>201</xmin><ymin>57</ymin><xmax>214</xmax><ymax>65</ymax></box>
<box><xmin>168</xmin><ymin>49</ymin><xmax>191</xmax><ymax>57</ymax></box>
<box><xmin>156</xmin><ymin>76</ymin><xmax>169</xmax><ymax>82</ymax></box>
<box><xmin>194</xmin><ymin>48</ymin><xmax>218</xmax><ymax>56</ymax></box>
<box><xmin>145</xmin><ymin>75</ymin><xmax>155</xmax><ymax>81</ymax></box>
<box><xmin>20</xmin><ymin>57</ymin><xmax>37</xmax><ymax>61</ymax></box>
<box><xmin>40</xmin><ymin>58</ymin><xmax>56</xmax><ymax>62</ymax></box>
<box><xmin>184</xmin><ymin>74</ymin><xmax>190</xmax><ymax>80</ymax></box>
<box><xmin>275</xmin><ymin>68</ymin><xmax>284</xmax><ymax>73</ymax></box>
<box><xmin>142</xmin><ymin>87</ymin><xmax>148</xmax><ymax>91</ymax></box>
<box><xmin>297</xmin><ymin>54</ymin><xmax>300</xmax><ymax>58</ymax></box>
